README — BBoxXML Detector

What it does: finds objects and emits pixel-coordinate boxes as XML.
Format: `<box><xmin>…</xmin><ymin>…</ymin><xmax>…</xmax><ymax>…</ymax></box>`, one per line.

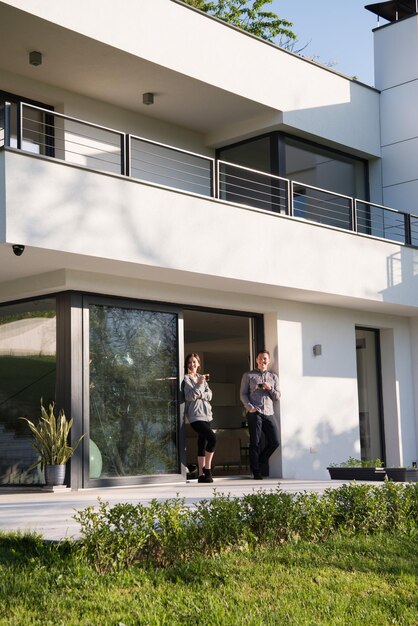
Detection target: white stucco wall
<box><xmin>375</xmin><ymin>16</ymin><xmax>418</xmax><ymax>214</ymax></box>
<box><xmin>263</xmin><ymin>302</ymin><xmax>417</xmax><ymax>479</ymax></box>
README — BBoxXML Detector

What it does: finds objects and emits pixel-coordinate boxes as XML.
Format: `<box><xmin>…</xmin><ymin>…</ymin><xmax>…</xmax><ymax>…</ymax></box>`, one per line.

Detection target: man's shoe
<box><xmin>198</xmin><ymin>474</ymin><xmax>207</xmax><ymax>483</ymax></box>
<box><xmin>253</xmin><ymin>473</ymin><xmax>263</xmax><ymax>480</ymax></box>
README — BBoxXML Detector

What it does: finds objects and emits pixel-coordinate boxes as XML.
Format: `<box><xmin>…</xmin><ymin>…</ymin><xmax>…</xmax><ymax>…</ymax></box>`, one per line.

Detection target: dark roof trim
<box><xmin>365</xmin><ymin>0</ymin><xmax>418</xmax><ymax>22</ymax></box>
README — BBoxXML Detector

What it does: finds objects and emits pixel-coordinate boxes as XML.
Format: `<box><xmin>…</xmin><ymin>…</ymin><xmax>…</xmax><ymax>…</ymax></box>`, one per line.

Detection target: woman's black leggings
<box><xmin>190</xmin><ymin>420</ymin><xmax>216</xmax><ymax>456</ymax></box>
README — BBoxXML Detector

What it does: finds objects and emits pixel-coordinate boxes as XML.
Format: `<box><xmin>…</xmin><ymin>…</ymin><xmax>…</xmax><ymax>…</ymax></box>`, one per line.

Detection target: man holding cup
<box><xmin>240</xmin><ymin>350</ymin><xmax>280</xmax><ymax>479</ymax></box>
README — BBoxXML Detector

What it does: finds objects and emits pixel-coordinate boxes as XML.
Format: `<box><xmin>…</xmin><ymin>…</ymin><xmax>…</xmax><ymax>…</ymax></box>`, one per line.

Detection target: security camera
<box><xmin>12</xmin><ymin>245</ymin><xmax>25</xmax><ymax>256</ymax></box>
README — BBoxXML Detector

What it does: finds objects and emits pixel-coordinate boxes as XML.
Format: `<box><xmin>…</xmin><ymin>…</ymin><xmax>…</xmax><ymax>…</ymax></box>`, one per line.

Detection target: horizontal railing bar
<box><xmin>219</xmin><ymin>170</ymin><xmax>286</xmax><ymax>190</ymax></box>
<box><xmin>131</xmin><ymin>134</ymin><xmax>215</xmax><ymax>165</ymax></box>
<box><xmin>219</xmin><ymin>190</ymin><xmax>284</xmax><ymax>208</ymax></box>
<box><xmin>218</xmin><ymin>159</ymin><xmax>288</xmax><ymax>183</ymax></box>
<box><xmin>22</xmin><ymin>102</ymin><xmax>125</xmax><ymax>136</ymax></box>
<box><xmin>130</xmin><ymin>167</ymin><xmax>212</xmax><ymax>192</ymax></box>
<box><xmin>22</xmin><ymin>121</ymin><xmax>122</xmax><ymax>153</ymax></box>
<box><xmin>131</xmin><ymin>154</ymin><xmax>212</xmax><ymax>177</ymax></box>
<box><xmin>219</xmin><ymin>178</ymin><xmax>286</xmax><ymax>198</ymax></box>
<box><xmin>291</xmin><ymin>181</ymin><xmax>353</xmax><ymax>202</ymax></box>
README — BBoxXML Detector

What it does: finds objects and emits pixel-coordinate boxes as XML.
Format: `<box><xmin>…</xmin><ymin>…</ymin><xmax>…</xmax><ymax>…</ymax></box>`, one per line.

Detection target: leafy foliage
<box><xmin>19</xmin><ymin>399</ymin><xmax>84</xmax><ymax>469</ymax></box>
<box><xmin>182</xmin><ymin>0</ymin><xmax>296</xmax><ymax>47</ymax></box>
<box><xmin>329</xmin><ymin>456</ymin><xmax>384</xmax><ymax>468</ymax></box>
<box><xmin>74</xmin><ymin>482</ymin><xmax>418</xmax><ymax>573</ymax></box>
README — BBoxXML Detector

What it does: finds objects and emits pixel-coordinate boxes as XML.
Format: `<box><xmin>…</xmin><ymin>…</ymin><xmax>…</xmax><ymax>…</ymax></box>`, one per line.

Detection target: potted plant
<box><xmin>327</xmin><ymin>457</ymin><xmax>387</xmax><ymax>481</ymax></box>
<box><xmin>384</xmin><ymin>465</ymin><xmax>418</xmax><ymax>482</ymax></box>
<box><xmin>20</xmin><ymin>399</ymin><xmax>85</xmax><ymax>486</ymax></box>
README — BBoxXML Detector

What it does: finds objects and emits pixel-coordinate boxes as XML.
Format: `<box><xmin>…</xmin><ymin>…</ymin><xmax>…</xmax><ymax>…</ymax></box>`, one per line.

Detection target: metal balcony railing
<box><xmin>2</xmin><ymin>100</ymin><xmax>418</xmax><ymax>249</ymax></box>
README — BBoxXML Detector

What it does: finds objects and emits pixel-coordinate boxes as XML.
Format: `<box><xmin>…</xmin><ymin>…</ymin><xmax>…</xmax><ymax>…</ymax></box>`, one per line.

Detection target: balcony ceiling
<box><xmin>0</xmin><ymin>3</ymin><xmax>275</xmax><ymax>135</ymax></box>
<box><xmin>1</xmin><ymin>241</ymin><xmax>417</xmax><ymax>317</ymax></box>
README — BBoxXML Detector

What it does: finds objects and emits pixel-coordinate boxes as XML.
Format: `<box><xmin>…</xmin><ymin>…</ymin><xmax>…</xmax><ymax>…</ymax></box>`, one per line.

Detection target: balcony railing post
<box><xmin>351</xmin><ymin>198</ymin><xmax>358</xmax><ymax>233</ymax></box>
<box><xmin>215</xmin><ymin>159</ymin><xmax>220</xmax><ymax>200</ymax></box>
<box><xmin>16</xmin><ymin>102</ymin><xmax>22</xmax><ymax>150</ymax></box>
<box><xmin>124</xmin><ymin>134</ymin><xmax>131</xmax><ymax>177</ymax></box>
<box><xmin>289</xmin><ymin>180</ymin><xmax>294</xmax><ymax>216</ymax></box>
<box><xmin>212</xmin><ymin>158</ymin><xmax>217</xmax><ymax>199</ymax></box>
<box><xmin>120</xmin><ymin>133</ymin><xmax>126</xmax><ymax>176</ymax></box>
<box><xmin>4</xmin><ymin>101</ymin><xmax>11</xmax><ymax>147</ymax></box>
<box><xmin>285</xmin><ymin>178</ymin><xmax>291</xmax><ymax>215</ymax></box>
<box><xmin>405</xmin><ymin>212</ymin><xmax>412</xmax><ymax>246</ymax></box>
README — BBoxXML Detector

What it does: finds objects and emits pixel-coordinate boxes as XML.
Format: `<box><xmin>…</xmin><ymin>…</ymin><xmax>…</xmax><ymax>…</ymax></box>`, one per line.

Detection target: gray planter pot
<box><xmin>44</xmin><ymin>464</ymin><xmax>66</xmax><ymax>486</ymax></box>
<box><xmin>327</xmin><ymin>467</ymin><xmax>387</xmax><ymax>481</ymax></box>
<box><xmin>385</xmin><ymin>468</ymin><xmax>418</xmax><ymax>482</ymax></box>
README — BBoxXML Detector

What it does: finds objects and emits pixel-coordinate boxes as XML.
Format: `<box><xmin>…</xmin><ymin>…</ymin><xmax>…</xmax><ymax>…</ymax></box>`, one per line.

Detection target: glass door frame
<box><xmin>355</xmin><ymin>326</ymin><xmax>386</xmax><ymax>464</ymax></box>
<box><xmin>82</xmin><ymin>294</ymin><xmax>184</xmax><ymax>488</ymax></box>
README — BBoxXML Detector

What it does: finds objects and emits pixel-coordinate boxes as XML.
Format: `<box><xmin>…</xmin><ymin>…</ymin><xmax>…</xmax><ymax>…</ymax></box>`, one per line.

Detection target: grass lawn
<box><xmin>0</xmin><ymin>532</ymin><xmax>416</xmax><ymax>625</ymax></box>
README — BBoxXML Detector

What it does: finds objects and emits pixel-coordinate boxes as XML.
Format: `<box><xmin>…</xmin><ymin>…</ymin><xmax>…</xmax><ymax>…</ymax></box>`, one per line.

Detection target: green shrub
<box><xmin>193</xmin><ymin>491</ymin><xmax>253</xmax><ymax>555</ymax></box>
<box><xmin>146</xmin><ymin>497</ymin><xmax>195</xmax><ymax>567</ymax></box>
<box><xmin>241</xmin><ymin>488</ymin><xmax>295</xmax><ymax>544</ymax></box>
<box><xmin>292</xmin><ymin>490</ymin><xmax>337</xmax><ymax>541</ymax></box>
<box><xmin>74</xmin><ymin>482</ymin><xmax>418</xmax><ymax>573</ymax></box>
<box><xmin>74</xmin><ymin>498</ymin><xmax>156</xmax><ymax>573</ymax></box>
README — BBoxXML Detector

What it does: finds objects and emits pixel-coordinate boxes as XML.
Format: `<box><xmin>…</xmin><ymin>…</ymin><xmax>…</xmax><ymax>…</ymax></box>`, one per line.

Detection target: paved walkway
<box><xmin>0</xmin><ymin>477</ymin><xmax>348</xmax><ymax>541</ymax></box>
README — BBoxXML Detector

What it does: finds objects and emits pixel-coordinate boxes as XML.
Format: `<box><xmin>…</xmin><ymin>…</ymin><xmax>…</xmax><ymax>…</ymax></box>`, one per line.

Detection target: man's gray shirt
<box><xmin>240</xmin><ymin>369</ymin><xmax>281</xmax><ymax>416</ymax></box>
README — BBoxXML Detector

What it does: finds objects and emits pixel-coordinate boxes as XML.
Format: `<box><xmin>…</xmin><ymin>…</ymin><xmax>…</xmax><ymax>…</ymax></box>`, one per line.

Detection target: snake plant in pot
<box><xmin>20</xmin><ymin>399</ymin><xmax>85</xmax><ymax>486</ymax></box>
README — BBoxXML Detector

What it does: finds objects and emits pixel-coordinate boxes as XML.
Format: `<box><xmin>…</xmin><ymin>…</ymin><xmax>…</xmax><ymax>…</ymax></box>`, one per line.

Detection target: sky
<box><xmin>270</xmin><ymin>0</ymin><xmax>386</xmax><ymax>86</ymax></box>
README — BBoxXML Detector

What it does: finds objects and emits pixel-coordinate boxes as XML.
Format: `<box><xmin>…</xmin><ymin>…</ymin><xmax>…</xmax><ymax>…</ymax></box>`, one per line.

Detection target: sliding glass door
<box><xmin>87</xmin><ymin>300</ymin><xmax>179</xmax><ymax>484</ymax></box>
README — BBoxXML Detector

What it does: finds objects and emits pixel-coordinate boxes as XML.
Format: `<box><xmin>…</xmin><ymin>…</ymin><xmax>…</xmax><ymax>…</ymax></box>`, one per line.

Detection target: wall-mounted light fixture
<box><xmin>313</xmin><ymin>344</ymin><xmax>322</xmax><ymax>357</ymax></box>
<box><xmin>142</xmin><ymin>92</ymin><xmax>154</xmax><ymax>106</ymax></box>
<box><xmin>29</xmin><ymin>51</ymin><xmax>42</xmax><ymax>66</ymax></box>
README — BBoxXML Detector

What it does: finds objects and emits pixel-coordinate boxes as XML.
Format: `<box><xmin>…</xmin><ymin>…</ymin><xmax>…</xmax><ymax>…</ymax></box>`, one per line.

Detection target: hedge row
<box><xmin>73</xmin><ymin>481</ymin><xmax>418</xmax><ymax>573</ymax></box>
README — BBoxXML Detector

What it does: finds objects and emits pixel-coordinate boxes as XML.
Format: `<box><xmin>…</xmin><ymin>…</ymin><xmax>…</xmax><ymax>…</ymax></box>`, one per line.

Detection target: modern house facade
<box><xmin>0</xmin><ymin>0</ymin><xmax>417</xmax><ymax>488</ymax></box>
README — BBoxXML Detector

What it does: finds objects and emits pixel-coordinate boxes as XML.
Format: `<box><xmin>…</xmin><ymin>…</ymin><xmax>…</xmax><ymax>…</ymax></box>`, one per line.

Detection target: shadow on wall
<box><xmin>282</xmin><ymin>419</ymin><xmax>361</xmax><ymax>480</ymax></box>
<box><xmin>382</xmin><ymin>247</ymin><xmax>418</xmax><ymax>305</ymax></box>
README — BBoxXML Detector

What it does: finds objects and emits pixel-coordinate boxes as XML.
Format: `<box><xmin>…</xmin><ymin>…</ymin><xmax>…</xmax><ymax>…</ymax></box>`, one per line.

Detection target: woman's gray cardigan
<box><xmin>183</xmin><ymin>375</ymin><xmax>213</xmax><ymax>423</ymax></box>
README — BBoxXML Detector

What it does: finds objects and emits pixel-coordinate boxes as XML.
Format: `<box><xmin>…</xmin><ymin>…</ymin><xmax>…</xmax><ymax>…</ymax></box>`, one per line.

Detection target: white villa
<box><xmin>0</xmin><ymin>0</ymin><xmax>417</xmax><ymax>488</ymax></box>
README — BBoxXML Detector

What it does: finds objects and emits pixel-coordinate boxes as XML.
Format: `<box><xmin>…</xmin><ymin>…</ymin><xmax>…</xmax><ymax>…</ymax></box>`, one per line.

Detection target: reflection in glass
<box><xmin>0</xmin><ymin>299</ymin><xmax>56</xmax><ymax>484</ymax></box>
<box><xmin>89</xmin><ymin>305</ymin><xmax>179</xmax><ymax>478</ymax></box>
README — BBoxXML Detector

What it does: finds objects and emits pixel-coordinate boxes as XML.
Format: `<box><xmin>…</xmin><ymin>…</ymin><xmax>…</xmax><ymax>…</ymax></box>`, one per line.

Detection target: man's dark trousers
<box><xmin>247</xmin><ymin>411</ymin><xmax>279</xmax><ymax>475</ymax></box>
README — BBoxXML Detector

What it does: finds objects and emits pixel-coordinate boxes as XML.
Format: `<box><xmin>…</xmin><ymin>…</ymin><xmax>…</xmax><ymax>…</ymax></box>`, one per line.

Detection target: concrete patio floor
<box><xmin>0</xmin><ymin>477</ymin><xmax>349</xmax><ymax>541</ymax></box>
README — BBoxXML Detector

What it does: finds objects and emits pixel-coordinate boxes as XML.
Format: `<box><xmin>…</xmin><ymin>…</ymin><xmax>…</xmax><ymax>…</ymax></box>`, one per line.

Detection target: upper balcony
<box><xmin>1</xmin><ymin>102</ymin><xmax>418</xmax><ymax>314</ymax></box>
<box><xmin>0</xmin><ymin>0</ymin><xmax>381</xmax><ymax>154</ymax></box>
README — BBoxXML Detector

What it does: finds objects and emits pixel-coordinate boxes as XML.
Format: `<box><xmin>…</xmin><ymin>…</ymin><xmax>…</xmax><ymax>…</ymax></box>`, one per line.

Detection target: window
<box><xmin>0</xmin><ymin>298</ymin><xmax>56</xmax><ymax>485</ymax></box>
<box><xmin>217</xmin><ymin>133</ymin><xmax>368</xmax><ymax>213</ymax></box>
<box><xmin>282</xmin><ymin>136</ymin><xmax>367</xmax><ymax>200</ymax></box>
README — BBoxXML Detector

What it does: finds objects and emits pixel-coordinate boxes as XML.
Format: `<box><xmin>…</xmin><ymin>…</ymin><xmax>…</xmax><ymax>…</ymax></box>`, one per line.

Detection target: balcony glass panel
<box><xmin>21</xmin><ymin>105</ymin><xmax>123</xmax><ymax>174</ymax></box>
<box><xmin>356</xmin><ymin>201</ymin><xmax>407</xmax><ymax>244</ymax></box>
<box><xmin>89</xmin><ymin>304</ymin><xmax>179</xmax><ymax>478</ymax></box>
<box><xmin>218</xmin><ymin>161</ymin><xmax>288</xmax><ymax>213</ymax></box>
<box><xmin>411</xmin><ymin>216</ymin><xmax>418</xmax><ymax>247</ymax></box>
<box><xmin>130</xmin><ymin>137</ymin><xmax>213</xmax><ymax>196</ymax></box>
<box><xmin>293</xmin><ymin>183</ymin><xmax>352</xmax><ymax>230</ymax></box>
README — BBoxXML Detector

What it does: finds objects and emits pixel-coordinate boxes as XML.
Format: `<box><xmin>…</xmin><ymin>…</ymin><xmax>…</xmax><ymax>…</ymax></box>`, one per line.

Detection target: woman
<box><xmin>183</xmin><ymin>352</ymin><xmax>216</xmax><ymax>483</ymax></box>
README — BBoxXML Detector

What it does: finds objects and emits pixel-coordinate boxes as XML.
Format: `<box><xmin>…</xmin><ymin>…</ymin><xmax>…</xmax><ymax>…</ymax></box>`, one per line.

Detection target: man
<box><xmin>240</xmin><ymin>350</ymin><xmax>280</xmax><ymax>479</ymax></box>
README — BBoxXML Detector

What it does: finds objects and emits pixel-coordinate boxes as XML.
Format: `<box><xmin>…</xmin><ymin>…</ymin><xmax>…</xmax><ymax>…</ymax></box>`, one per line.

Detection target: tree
<box><xmin>182</xmin><ymin>0</ymin><xmax>297</xmax><ymax>49</ymax></box>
